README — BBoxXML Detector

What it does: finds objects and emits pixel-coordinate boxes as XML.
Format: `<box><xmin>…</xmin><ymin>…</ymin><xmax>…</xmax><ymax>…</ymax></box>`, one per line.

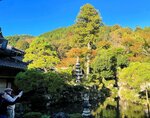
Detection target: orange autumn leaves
<box><xmin>57</xmin><ymin>47</ymin><xmax>96</xmax><ymax>67</ymax></box>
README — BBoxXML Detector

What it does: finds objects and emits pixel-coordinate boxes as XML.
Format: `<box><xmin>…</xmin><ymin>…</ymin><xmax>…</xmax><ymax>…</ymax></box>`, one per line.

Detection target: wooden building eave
<box><xmin>0</xmin><ymin>75</ymin><xmax>16</xmax><ymax>79</ymax></box>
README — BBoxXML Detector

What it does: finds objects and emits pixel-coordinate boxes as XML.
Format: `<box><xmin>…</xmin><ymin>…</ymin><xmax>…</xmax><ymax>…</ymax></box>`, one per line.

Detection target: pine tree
<box><xmin>24</xmin><ymin>37</ymin><xmax>60</xmax><ymax>72</ymax></box>
<box><xmin>74</xmin><ymin>3</ymin><xmax>102</xmax><ymax>47</ymax></box>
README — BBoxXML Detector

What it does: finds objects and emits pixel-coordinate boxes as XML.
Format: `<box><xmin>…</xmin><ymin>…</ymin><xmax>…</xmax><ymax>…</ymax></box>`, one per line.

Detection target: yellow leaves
<box><xmin>128</xmin><ymin>55</ymin><xmax>146</xmax><ymax>62</ymax></box>
<box><xmin>121</xmin><ymin>35</ymin><xmax>135</xmax><ymax>46</ymax></box>
<box><xmin>57</xmin><ymin>57</ymin><xmax>76</xmax><ymax>67</ymax></box>
<box><xmin>25</xmin><ymin>37</ymin><xmax>35</xmax><ymax>43</ymax></box>
<box><xmin>57</xmin><ymin>45</ymin><xmax>97</xmax><ymax>68</ymax></box>
<box><xmin>136</xmin><ymin>28</ymin><xmax>150</xmax><ymax>42</ymax></box>
<box><xmin>98</xmin><ymin>83</ymin><xmax>103</xmax><ymax>90</ymax></box>
<box><xmin>91</xmin><ymin>50</ymin><xmax>97</xmax><ymax>57</ymax></box>
<box><xmin>130</xmin><ymin>42</ymin><xmax>143</xmax><ymax>54</ymax></box>
<box><xmin>66</xmin><ymin>47</ymin><xmax>89</xmax><ymax>57</ymax></box>
<box><xmin>97</xmin><ymin>40</ymin><xmax>111</xmax><ymax>49</ymax></box>
<box><xmin>110</xmin><ymin>27</ymin><xmax>134</xmax><ymax>48</ymax></box>
<box><xmin>66</xmin><ymin>48</ymin><xmax>81</xmax><ymax>57</ymax></box>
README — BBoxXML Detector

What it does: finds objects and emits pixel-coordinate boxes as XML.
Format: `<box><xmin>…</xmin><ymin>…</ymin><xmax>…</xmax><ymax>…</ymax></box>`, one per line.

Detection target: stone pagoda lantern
<box><xmin>75</xmin><ymin>56</ymin><xmax>83</xmax><ymax>83</ymax></box>
<box><xmin>82</xmin><ymin>93</ymin><xmax>92</xmax><ymax>118</ymax></box>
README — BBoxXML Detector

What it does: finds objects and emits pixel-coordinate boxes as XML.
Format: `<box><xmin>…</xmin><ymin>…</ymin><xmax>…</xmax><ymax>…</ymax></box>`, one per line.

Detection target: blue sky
<box><xmin>0</xmin><ymin>0</ymin><xmax>150</xmax><ymax>36</ymax></box>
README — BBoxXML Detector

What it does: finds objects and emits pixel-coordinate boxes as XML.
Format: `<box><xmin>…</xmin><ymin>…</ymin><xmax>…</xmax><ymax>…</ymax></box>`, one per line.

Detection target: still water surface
<box><xmin>46</xmin><ymin>98</ymin><xmax>149</xmax><ymax>118</ymax></box>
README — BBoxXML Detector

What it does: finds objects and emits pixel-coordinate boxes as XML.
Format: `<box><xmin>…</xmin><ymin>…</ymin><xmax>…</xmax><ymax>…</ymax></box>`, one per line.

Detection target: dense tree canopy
<box><xmin>24</xmin><ymin>37</ymin><xmax>60</xmax><ymax>72</ymax></box>
<box><xmin>15</xmin><ymin>69</ymin><xmax>65</xmax><ymax>94</ymax></box>
<box><xmin>118</xmin><ymin>62</ymin><xmax>150</xmax><ymax>102</ymax></box>
<box><xmin>73</xmin><ymin>4</ymin><xmax>102</xmax><ymax>47</ymax></box>
<box><xmin>15</xmin><ymin>39</ymin><xmax>29</xmax><ymax>50</ymax></box>
<box><xmin>6</xmin><ymin>35</ymin><xmax>33</xmax><ymax>49</ymax></box>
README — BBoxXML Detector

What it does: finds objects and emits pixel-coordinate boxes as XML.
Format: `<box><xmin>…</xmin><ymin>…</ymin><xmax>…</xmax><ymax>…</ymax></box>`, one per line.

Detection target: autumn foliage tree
<box><xmin>58</xmin><ymin>47</ymin><xmax>89</xmax><ymax>67</ymax></box>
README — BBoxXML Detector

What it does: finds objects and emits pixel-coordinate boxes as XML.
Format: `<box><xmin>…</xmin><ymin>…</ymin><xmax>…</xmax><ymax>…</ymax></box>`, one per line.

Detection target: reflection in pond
<box><xmin>46</xmin><ymin>97</ymin><xmax>149</xmax><ymax>118</ymax></box>
<box><xmin>92</xmin><ymin>97</ymin><xmax>148</xmax><ymax>118</ymax></box>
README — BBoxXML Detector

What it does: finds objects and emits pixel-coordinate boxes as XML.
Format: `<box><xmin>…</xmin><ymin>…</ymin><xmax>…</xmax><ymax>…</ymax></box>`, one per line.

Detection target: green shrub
<box><xmin>24</xmin><ymin>112</ymin><xmax>42</xmax><ymax>118</ymax></box>
<box><xmin>41</xmin><ymin>114</ymin><xmax>50</xmax><ymax>118</ymax></box>
<box><xmin>69</xmin><ymin>113</ymin><xmax>82</xmax><ymax>118</ymax></box>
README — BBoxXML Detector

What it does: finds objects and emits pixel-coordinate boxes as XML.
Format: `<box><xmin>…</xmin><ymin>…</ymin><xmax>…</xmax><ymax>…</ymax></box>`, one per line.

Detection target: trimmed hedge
<box><xmin>24</xmin><ymin>112</ymin><xmax>42</xmax><ymax>118</ymax></box>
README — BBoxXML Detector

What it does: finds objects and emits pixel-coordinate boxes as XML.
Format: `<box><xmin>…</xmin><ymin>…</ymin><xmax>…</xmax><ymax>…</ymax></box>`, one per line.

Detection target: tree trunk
<box><xmin>86</xmin><ymin>55</ymin><xmax>90</xmax><ymax>79</ymax></box>
<box><xmin>146</xmin><ymin>87</ymin><xmax>150</xmax><ymax>117</ymax></box>
<box><xmin>44</xmin><ymin>68</ymin><xmax>48</xmax><ymax>73</ymax></box>
<box><xmin>86</xmin><ymin>42</ymin><xmax>91</xmax><ymax>79</ymax></box>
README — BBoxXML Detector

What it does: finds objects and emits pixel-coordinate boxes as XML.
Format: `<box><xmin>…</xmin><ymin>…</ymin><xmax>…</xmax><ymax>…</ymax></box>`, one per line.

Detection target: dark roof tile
<box><xmin>0</xmin><ymin>57</ymin><xmax>27</xmax><ymax>69</ymax></box>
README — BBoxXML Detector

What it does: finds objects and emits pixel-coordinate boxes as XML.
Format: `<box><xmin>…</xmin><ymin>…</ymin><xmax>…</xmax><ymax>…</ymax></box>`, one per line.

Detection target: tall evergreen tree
<box><xmin>73</xmin><ymin>4</ymin><xmax>102</xmax><ymax>47</ymax></box>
